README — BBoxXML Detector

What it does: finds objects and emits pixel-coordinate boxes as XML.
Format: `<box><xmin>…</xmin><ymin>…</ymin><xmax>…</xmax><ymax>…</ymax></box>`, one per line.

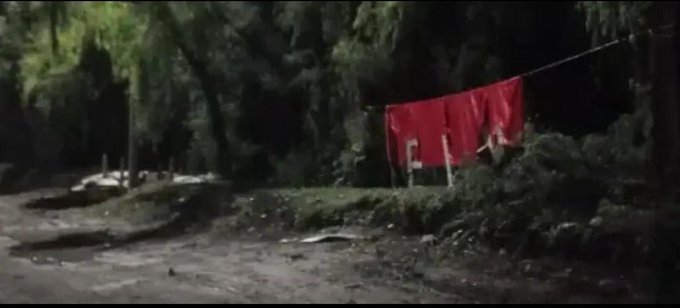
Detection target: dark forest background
<box><xmin>0</xmin><ymin>1</ymin><xmax>674</xmax><ymax>191</ymax></box>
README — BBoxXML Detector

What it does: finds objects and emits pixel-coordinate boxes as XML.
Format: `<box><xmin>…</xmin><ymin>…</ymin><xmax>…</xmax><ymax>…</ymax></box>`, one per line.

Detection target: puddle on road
<box><xmin>10</xmin><ymin>246</ymin><xmax>97</xmax><ymax>265</ymax></box>
<box><xmin>6</xmin><ymin>223</ymin><xmax>180</xmax><ymax>266</ymax></box>
<box><xmin>7</xmin><ymin>231</ymin><xmax>111</xmax><ymax>265</ymax></box>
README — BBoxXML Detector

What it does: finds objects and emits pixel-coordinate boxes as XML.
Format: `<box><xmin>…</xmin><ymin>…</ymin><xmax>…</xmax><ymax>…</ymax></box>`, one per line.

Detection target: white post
<box><xmin>119</xmin><ymin>157</ymin><xmax>126</xmax><ymax>188</ymax></box>
<box><xmin>406</xmin><ymin>140</ymin><xmax>413</xmax><ymax>188</ymax></box>
<box><xmin>495</xmin><ymin>126</ymin><xmax>507</xmax><ymax>145</ymax></box>
<box><xmin>406</xmin><ymin>139</ymin><xmax>421</xmax><ymax>188</ymax></box>
<box><xmin>168</xmin><ymin>157</ymin><xmax>175</xmax><ymax>183</ymax></box>
<box><xmin>157</xmin><ymin>162</ymin><xmax>164</xmax><ymax>180</ymax></box>
<box><xmin>491</xmin><ymin>126</ymin><xmax>505</xmax><ymax>164</ymax></box>
<box><xmin>441</xmin><ymin>134</ymin><xmax>453</xmax><ymax>188</ymax></box>
<box><xmin>102</xmin><ymin>153</ymin><xmax>108</xmax><ymax>178</ymax></box>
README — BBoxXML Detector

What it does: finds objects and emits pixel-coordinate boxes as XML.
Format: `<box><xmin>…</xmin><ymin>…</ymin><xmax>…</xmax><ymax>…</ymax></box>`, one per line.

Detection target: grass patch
<box><xmin>207</xmin><ymin>186</ymin><xmax>452</xmax><ymax>237</ymax></box>
<box><xmin>280</xmin><ymin>187</ymin><xmax>394</xmax><ymax>229</ymax></box>
<box><xmin>85</xmin><ymin>182</ymin><xmax>225</xmax><ymax>226</ymax></box>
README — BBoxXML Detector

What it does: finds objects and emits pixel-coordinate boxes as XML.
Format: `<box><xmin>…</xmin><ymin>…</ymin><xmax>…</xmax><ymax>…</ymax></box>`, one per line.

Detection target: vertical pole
<box><xmin>442</xmin><ymin>134</ymin><xmax>453</xmax><ymax>188</ymax></box>
<box><xmin>119</xmin><ymin>157</ymin><xmax>126</xmax><ymax>188</ymax></box>
<box><xmin>389</xmin><ymin>166</ymin><xmax>396</xmax><ymax>188</ymax></box>
<box><xmin>128</xmin><ymin>105</ymin><xmax>139</xmax><ymax>189</ymax></box>
<box><xmin>157</xmin><ymin>161</ymin><xmax>163</xmax><ymax>180</ymax></box>
<box><xmin>406</xmin><ymin>141</ymin><xmax>413</xmax><ymax>188</ymax></box>
<box><xmin>406</xmin><ymin>139</ymin><xmax>418</xmax><ymax>188</ymax></box>
<box><xmin>168</xmin><ymin>157</ymin><xmax>175</xmax><ymax>183</ymax></box>
<box><xmin>102</xmin><ymin>153</ymin><xmax>108</xmax><ymax>178</ymax></box>
<box><xmin>490</xmin><ymin>126</ymin><xmax>505</xmax><ymax>165</ymax></box>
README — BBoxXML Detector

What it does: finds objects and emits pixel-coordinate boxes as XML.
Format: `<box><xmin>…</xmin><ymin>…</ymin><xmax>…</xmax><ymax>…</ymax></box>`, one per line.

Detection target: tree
<box><xmin>146</xmin><ymin>2</ymin><xmax>233</xmax><ymax>179</ymax></box>
<box><xmin>578</xmin><ymin>2</ymin><xmax>680</xmax><ymax>303</ymax></box>
<box><xmin>577</xmin><ymin>1</ymin><xmax>680</xmax><ymax>200</ymax></box>
<box><xmin>16</xmin><ymin>1</ymin><xmax>242</xmax><ymax>182</ymax></box>
<box><xmin>19</xmin><ymin>2</ymin><xmax>152</xmax><ymax>186</ymax></box>
<box><xmin>6</xmin><ymin>1</ymin><xmax>663</xmax><ymax>189</ymax></box>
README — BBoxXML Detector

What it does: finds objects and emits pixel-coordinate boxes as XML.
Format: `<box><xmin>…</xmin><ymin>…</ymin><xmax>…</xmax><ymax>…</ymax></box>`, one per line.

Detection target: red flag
<box><xmin>385</xmin><ymin>98</ymin><xmax>447</xmax><ymax>167</ymax></box>
<box><xmin>385</xmin><ymin>76</ymin><xmax>525</xmax><ymax>168</ymax></box>
<box><xmin>485</xmin><ymin>77</ymin><xmax>525</xmax><ymax>146</ymax></box>
<box><xmin>442</xmin><ymin>89</ymin><xmax>488</xmax><ymax>166</ymax></box>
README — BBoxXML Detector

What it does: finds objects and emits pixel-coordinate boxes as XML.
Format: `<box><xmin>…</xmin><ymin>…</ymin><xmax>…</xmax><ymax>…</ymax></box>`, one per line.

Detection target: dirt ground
<box><xmin>0</xmin><ymin>187</ymin><xmax>657</xmax><ymax>303</ymax></box>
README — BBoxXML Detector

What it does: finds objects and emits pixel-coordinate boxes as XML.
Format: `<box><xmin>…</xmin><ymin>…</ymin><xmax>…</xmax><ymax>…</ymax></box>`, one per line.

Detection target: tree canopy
<box><xmin>0</xmin><ymin>1</ymin><xmax>674</xmax><ymax>188</ymax></box>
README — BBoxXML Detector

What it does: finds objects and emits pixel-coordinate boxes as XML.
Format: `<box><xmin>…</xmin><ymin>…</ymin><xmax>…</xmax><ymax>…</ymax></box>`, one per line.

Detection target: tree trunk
<box><xmin>49</xmin><ymin>2</ymin><xmax>58</xmax><ymax>55</ymax></box>
<box><xmin>650</xmin><ymin>1</ymin><xmax>680</xmax><ymax>202</ymax></box>
<box><xmin>127</xmin><ymin>104</ymin><xmax>139</xmax><ymax>188</ymax></box>
<box><xmin>650</xmin><ymin>2</ymin><xmax>680</xmax><ymax>304</ymax></box>
<box><xmin>155</xmin><ymin>3</ymin><xmax>231</xmax><ymax>179</ymax></box>
<box><xmin>176</xmin><ymin>42</ymin><xmax>231</xmax><ymax>180</ymax></box>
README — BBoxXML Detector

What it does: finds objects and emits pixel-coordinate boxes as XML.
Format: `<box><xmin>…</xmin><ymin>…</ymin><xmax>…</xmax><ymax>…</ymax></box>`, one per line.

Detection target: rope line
<box><xmin>521</xmin><ymin>24</ymin><xmax>674</xmax><ymax>78</ymax></box>
<box><xmin>364</xmin><ymin>24</ymin><xmax>675</xmax><ymax>111</ymax></box>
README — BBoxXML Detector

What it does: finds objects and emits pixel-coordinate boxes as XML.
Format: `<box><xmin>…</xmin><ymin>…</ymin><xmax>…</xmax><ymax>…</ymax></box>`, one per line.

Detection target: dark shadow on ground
<box><xmin>23</xmin><ymin>187</ymin><xmax>125</xmax><ymax>210</ymax></box>
<box><xmin>9</xmin><ymin>183</ymin><xmax>237</xmax><ymax>263</ymax></box>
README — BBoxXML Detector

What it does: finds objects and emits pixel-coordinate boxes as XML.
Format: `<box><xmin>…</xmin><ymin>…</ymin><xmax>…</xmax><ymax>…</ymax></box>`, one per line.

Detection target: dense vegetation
<box><xmin>1</xmin><ymin>1</ymin><xmax>677</xmax><ymax>193</ymax></box>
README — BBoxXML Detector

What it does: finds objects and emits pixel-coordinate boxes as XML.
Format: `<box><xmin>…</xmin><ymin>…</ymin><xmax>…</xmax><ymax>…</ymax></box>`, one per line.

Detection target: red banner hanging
<box><xmin>385</xmin><ymin>76</ymin><xmax>525</xmax><ymax>167</ymax></box>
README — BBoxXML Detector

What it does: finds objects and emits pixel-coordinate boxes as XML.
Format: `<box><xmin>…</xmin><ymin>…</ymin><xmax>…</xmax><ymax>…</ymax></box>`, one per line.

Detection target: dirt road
<box><xmin>0</xmin><ymin>189</ymin><xmax>463</xmax><ymax>303</ymax></box>
<box><xmin>0</xmin><ymin>188</ymin><xmax>650</xmax><ymax>303</ymax></box>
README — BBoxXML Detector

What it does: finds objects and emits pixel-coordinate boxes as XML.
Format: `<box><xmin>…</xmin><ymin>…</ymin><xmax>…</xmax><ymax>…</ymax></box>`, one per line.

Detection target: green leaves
<box><xmin>4</xmin><ymin>1</ymin><xmax>648</xmax><ymax>186</ymax></box>
<box><xmin>353</xmin><ymin>1</ymin><xmax>403</xmax><ymax>50</ymax></box>
<box><xmin>576</xmin><ymin>1</ymin><xmax>652</xmax><ymax>43</ymax></box>
<box><xmin>18</xmin><ymin>2</ymin><xmax>148</xmax><ymax>104</ymax></box>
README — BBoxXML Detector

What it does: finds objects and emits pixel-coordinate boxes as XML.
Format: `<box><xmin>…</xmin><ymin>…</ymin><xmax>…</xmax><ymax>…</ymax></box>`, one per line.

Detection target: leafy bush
<box><xmin>451</xmin><ymin>164</ymin><xmax>500</xmax><ymax>210</ymax></box>
<box><xmin>270</xmin><ymin>149</ymin><xmax>317</xmax><ymax>187</ymax></box>
<box><xmin>581</xmin><ymin>85</ymin><xmax>652</xmax><ymax>174</ymax></box>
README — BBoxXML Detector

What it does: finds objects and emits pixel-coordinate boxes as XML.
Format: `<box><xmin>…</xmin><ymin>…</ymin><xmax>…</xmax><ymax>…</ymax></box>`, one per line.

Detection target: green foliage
<box><xmin>270</xmin><ymin>149</ymin><xmax>316</xmax><ymax>187</ymax></box>
<box><xmin>576</xmin><ymin>1</ymin><xmax>652</xmax><ymax>42</ymax></box>
<box><xmin>581</xmin><ymin>85</ymin><xmax>652</xmax><ymax>173</ymax></box>
<box><xmin>452</xmin><ymin>164</ymin><xmax>500</xmax><ymax>210</ymax></box>
<box><xmin>0</xmin><ymin>1</ymin><xmax>657</xmax><ymax>191</ymax></box>
<box><xmin>20</xmin><ymin>2</ymin><xmax>148</xmax><ymax>103</ymax></box>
